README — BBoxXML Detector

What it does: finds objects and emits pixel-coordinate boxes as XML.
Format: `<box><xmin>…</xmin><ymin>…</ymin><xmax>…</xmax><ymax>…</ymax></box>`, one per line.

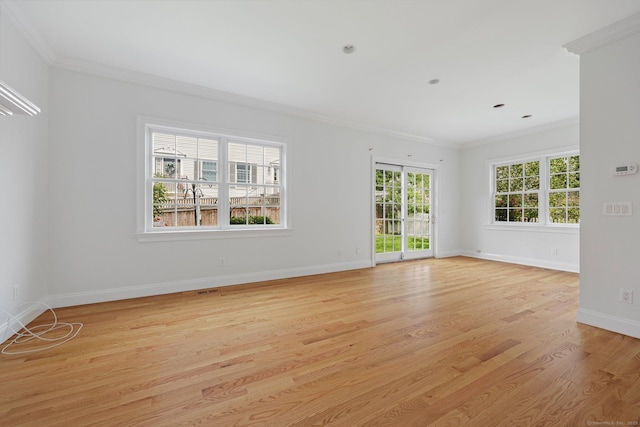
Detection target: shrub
<box><xmin>230</xmin><ymin>215</ymin><xmax>274</xmax><ymax>225</ymax></box>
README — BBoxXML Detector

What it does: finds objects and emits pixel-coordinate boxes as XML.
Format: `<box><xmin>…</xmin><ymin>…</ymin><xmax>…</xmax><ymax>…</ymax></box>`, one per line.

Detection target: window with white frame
<box><xmin>144</xmin><ymin>123</ymin><xmax>285</xmax><ymax>232</ymax></box>
<box><xmin>492</xmin><ymin>152</ymin><xmax>579</xmax><ymax>225</ymax></box>
<box><xmin>548</xmin><ymin>155</ymin><xmax>580</xmax><ymax>224</ymax></box>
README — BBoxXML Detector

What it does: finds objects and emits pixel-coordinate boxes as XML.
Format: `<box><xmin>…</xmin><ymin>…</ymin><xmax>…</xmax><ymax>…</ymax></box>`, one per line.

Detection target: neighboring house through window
<box><xmin>141</xmin><ymin>119</ymin><xmax>286</xmax><ymax>234</ymax></box>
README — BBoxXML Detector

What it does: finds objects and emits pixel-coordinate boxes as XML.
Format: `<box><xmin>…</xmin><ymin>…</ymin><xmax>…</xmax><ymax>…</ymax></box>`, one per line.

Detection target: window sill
<box><xmin>136</xmin><ymin>227</ymin><xmax>292</xmax><ymax>242</ymax></box>
<box><xmin>485</xmin><ymin>223</ymin><xmax>579</xmax><ymax>234</ymax></box>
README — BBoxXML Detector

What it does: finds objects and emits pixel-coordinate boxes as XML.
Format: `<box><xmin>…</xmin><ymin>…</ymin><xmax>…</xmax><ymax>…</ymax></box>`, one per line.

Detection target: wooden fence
<box><xmin>154</xmin><ymin>196</ymin><xmax>280</xmax><ymax>227</ymax></box>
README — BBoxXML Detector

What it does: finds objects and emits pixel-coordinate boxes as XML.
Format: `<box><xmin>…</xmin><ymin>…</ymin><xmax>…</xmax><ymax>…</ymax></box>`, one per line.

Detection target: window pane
<box><xmin>524</xmin><ymin>209</ymin><xmax>538</xmax><ymax>222</ymax></box>
<box><xmin>152</xmin><ymin>133</ymin><xmax>175</xmax><ymax>156</ymax></box>
<box><xmin>201</xmin><ymin>161</ymin><xmax>217</xmax><ymax>183</ymax></box>
<box><xmin>569</xmin><ymin>156</ymin><xmax>580</xmax><ymax>172</ymax></box>
<box><xmin>550</xmin><ymin>157</ymin><xmax>567</xmax><ymax>173</ymax></box>
<box><xmin>200</xmin><ymin>206</ymin><xmax>218</xmax><ymax>226</ymax></box>
<box><xmin>549</xmin><ymin>208</ymin><xmax>566</xmax><ymax>223</ymax></box>
<box><xmin>496</xmin><ymin>179</ymin><xmax>508</xmax><ymax>193</ymax></box>
<box><xmin>256</xmin><ymin>165</ymin><xmax>267</xmax><ymax>184</ymax></box>
<box><xmin>264</xmin><ymin>146</ymin><xmax>281</xmax><ymax>166</ymax></box>
<box><xmin>510</xmin><ymin>178</ymin><xmax>523</xmax><ymax>192</ymax></box>
<box><xmin>569</xmin><ymin>172</ymin><xmax>580</xmax><ymax>189</ymax></box>
<box><xmin>550</xmin><ymin>174</ymin><xmax>567</xmax><ymax>189</ymax></box>
<box><xmin>508</xmin><ymin>194</ymin><xmax>522</xmax><ymax>208</ymax></box>
<box><xmin>495</xmin><ymin>195</ymin><xmax>507</xmax><ymax>208</ymax></box>
<box><xmin>549</xmin><ymin>192</ymin><xmax>566</xmax><ymax>207</ymax></box>
<box><xmin>229</xmin><ymin>142</ymin><xmax>247</xmax><ymax>163</ymax></box>
<box><xmin>176</xmin><ymin>135</ymin><xmax>198</xmax><ymax>159</ymax></box>
<box><xmin>508</xmin><ymin>208</ymin><xmax>522</xmax><ymax>222</ymax></box>
<box><xmin>525</xmin><ymin>161</ymin><xmax>539</xmax><ymax>177</ymax></box>
<box><xmin>496</xmin><ymin>166</ymin><xmax>508</xmax><ymax>179</ymax></box>
<box><xmin>266</xmin><ymin>196</ymin><xmax>281</xmax><ymax>225</ymax></box>
<box><xmin>509</xmin><ymin>163</ymin><xmax>523</xmax><ymax>177</ymax></box>
<box><xmin>199</xmin><ymin>138</ymin><xmax>219</xmax><ymax>161</ymax></box>
<box><xmin>247</xmin><ymin>144</ymin><xmax>263</xmax><ymax>165</ymax></box>
<box><xmin>524</xmin><ymin>193</ymin><xmax>538</xmax><ymax>207</ymax></box>
<box><xmin>236</xmin><ymin>163</ymin><xmax>250</xmax><ymax>183</ymax></box>
<box><xmin>525</xmin><ymin>176</ymin><xmax>539</xmax><ymax>190</ymax></box>
<box><xmin>153</xmin><ymin>157</ymin><xmax>179</xmax><ymax>178</ymax></box>
<box><xmin>568</xmin><ymin>191</ymin><xmax>580</xmax><ymax>207</ymax></box>
<box><xmin>495</xmin><ymin>209</ymin><xmax>507</xmax><ymax>222</ymax></box>
<box><xmin>568</xmin><ymin>208</ymin><xmax>580</xmax><ymax>224</ymax></box>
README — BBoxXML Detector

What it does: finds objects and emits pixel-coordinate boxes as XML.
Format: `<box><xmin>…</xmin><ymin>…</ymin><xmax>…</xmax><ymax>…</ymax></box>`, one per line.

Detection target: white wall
<box><xmin>577</xmin><ymin>31</ymin><xmax>640</xmax><ymax>338</ymax></box>
<box><xmin>0</xmin><ymin>10</ymin><xmax>49</xmax><ymax>326</ymax></box>
<box><xmin>460</xmin><ymin>123</ymin><xmax>580</xmax><ymax>272</ymax></box>
<box><xmin>46</xmin><ymin>68</ymin><xmax>461</xmax><ymax>306</ymax></box>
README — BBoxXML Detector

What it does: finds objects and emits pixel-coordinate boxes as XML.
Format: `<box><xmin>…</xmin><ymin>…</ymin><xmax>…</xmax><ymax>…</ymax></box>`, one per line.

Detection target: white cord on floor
<box><xmin>1</xmin><ymin>302</ymin><xmax>83</xmax><ymax>355</ymax></box>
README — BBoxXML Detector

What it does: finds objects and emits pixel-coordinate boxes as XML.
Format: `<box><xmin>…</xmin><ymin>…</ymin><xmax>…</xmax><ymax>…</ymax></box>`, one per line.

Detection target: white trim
<box><xmin>0</xmin><ymin>298</ymin><xmax>48</xmax><ymax>343</ymax></box>
<box><xmin>486</xmin><ymin>145</ymin><xmax>579</xmax><ymax>165</ymax></box>
<box><xmin>137</xmin><ymin>116</ymin><xmax>290</xmax><ymax>238</ymax></box>
<box><xmin>484</xmin><ymin>224</ymin><xmax>579</xmax><ymax>234</ymax></box>
<box><xmin>46</xmin><ymin>260</ymin><xmax>373</xmax><ymax>308</ymax></box>
<box><xmin>563</xmin><ymin>12</ymin><xmax>640</xmax><ymax>55</ymax></box>
<box><xmin>435</xmin><ymin>250</ymin><xmax>462</xmax><ymax>259</ymax></box>
<box><xmin>460</xmin><ymin>250</ymin><xmax>579</xmax><ymax>273</ymax></box>
<box><xmin>460</xmin><ymin>117</ymin><xmax>579</xmax><ymax>149</ymax></box>
<box><xmin>50</xmin><ymin>57</ymin><xmax>453</xmax><ymax>148</ymax></box>
<box><xmin>372</xmin><ymin>156</ymin><xmax>440</xmax><ymax>264</ymax></box>
<box><xmin>577</xmin><ymin>308</ymin><xmax>640</xmax><ymax>339</ymax></box>
<box><xmin>1</xmin><ymin>1</ymin><xmax>56</xmax><ymax>64</ymax></box>
<box><xmin>487</xmin><ymin>148</ymin><xmax>580</xmax><ymax>228</ymax></box>
<box><xmin>137</xmin><ymin>228</ymin><xmax>292</xmax><ymax>242</ymax></box>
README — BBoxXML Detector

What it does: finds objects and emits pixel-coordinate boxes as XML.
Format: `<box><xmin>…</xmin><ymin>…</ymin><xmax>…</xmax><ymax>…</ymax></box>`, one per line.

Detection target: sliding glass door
<box><xmin>375</xmin><ymin>163</ymin><xmax>433</xmax><ymax>263</ymax></box>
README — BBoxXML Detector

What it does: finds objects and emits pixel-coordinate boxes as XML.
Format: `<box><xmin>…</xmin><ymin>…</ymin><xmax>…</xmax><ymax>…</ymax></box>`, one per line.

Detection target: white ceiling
<box><xmin>6</xmin><ymin>0</ymin><xmax>640</xmax><ymax>145</ymax></box>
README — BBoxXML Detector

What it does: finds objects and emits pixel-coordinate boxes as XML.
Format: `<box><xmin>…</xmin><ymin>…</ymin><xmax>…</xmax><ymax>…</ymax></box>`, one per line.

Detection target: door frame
<box><xmin>371</xmin><ymin>156</ymin><xmax>440</xmax><ymax>266</ymax></box>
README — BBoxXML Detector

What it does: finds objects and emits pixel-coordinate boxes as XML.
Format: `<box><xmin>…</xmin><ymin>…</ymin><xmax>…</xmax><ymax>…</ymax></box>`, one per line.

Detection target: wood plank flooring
<box><xmin>1</xmin><ymin>257</ymin><xmax>639</xmax><ymax>426</ymax></box>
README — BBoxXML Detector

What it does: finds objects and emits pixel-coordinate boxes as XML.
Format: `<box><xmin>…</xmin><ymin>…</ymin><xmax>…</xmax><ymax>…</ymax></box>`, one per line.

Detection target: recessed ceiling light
<box><xmin>343</xmin><ymin>44</ymin><xmax>356</xmax><ymax>54</ymax></box>
<box><xmin>522</xmin><ymin>114</ymin><xmax>532</xmax><ymax>118</ymax></box>
<box><xmin>428</xmin><ymin>79</ymin><xmax>440</xmax><ymax>85</ymax></box>
<box><xmin>493</xmin><ymin>103</ymin><xmax>505</xmax><ymax>108</ymax></box>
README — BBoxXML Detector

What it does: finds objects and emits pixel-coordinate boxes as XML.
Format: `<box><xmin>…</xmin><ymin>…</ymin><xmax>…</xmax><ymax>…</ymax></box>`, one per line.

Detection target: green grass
<box><xmin>375</xmin><ymin>234</ymin><xmax>430</xmax><ymax>253</ymax></box>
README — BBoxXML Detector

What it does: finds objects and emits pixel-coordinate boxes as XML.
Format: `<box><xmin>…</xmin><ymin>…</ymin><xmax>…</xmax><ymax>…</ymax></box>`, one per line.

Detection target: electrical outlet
<box><xmin>13</xmin><ymin>284</ymin><xmax>19</xmax><ymax>301</ymax></box>
<box><xmin>551</xmin><ymin>247</ymin><xmax>558</xmax><ymax>256</ymax></box>
<box><xmin>219</xmin><ymin>257</ymin><xmax>226</xmax><ymax>267</ymax></box>
<box><xmin>620</xmin><ymin>289</ymin><xmax>633</xmax><ymax>304</ymax></box>
<box><xmin>338</xmin><ymin>249</ymin><xmax>343</xmax><ymax>257</ymax></box>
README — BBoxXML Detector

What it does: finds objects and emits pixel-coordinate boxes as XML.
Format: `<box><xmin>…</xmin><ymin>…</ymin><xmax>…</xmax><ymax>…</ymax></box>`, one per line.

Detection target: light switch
<box><xmin>603</xmin><ymin>202</ymin><xmax>633</xmax><ymax>216</ymax></box>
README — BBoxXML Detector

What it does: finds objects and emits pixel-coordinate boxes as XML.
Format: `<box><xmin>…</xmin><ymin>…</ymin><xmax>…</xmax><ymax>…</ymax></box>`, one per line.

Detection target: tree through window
<box><xmin>492</xmin><ymin>152</ymin><xmax>579</xmax><ymax>226</ymax></box>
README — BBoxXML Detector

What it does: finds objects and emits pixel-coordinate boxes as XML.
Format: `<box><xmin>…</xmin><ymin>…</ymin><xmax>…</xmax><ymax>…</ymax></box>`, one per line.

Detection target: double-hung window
<box><xmin>141</xmin><ymin>120</ymin><xmax>286</xmax><ymax>235</ymax></box>
<box><xmin>491</xmin><ymin>151</ymin><xmax>579</xmax><ymax>226</ymax></box>
<box><xmin>548</xmin><ymin>155</ymin><xmax>580</xmax><ymax>224</ymax></box>
<box><xmin>494</xmin><ymin>160</ymin><xmax>540</xmax><ymax>223</ymax></box>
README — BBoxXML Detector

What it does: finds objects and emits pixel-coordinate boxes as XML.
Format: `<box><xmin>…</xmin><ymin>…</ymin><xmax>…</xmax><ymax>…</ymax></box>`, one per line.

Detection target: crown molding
<box><xmin>1</xmin><ymin>0</ymin><xmax>452</xmax><ymax>147</ymax></box>
<box><xmin>1</xmin><ymin>0</ymin><xmax>56</xmax><ymax>65</ymax></box>
<box><xmin>52</xmin><ymin>57</ymin><xmax>453</xmax><ymax>148</ymax></box>
<box><xmin>460</xmin><ymin>116</ymin><xmax>579</xmax><ymax>149</ymax></box>
<box><xmin>563</xmin><ymin>12</ymin><xmax>640</xmax><ymax>55</ymax></box>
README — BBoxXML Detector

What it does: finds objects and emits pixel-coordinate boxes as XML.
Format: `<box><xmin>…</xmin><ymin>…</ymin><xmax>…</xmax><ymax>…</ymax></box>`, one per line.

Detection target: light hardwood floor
<box><xmin>1</xmin><ymin>257</ymin><xmax>639</xmax><ymax>426</ymax></box>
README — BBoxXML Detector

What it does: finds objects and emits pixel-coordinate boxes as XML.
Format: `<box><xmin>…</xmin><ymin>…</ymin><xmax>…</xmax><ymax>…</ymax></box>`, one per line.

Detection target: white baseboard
<box><xmin>459</xmin><ymin>250</ymin><xmax>579</xmax><ymax>273</ymax></box>
<box><xmin>47</xmin><ymin>260</ymin><xmax>374</xmax><ymax>308</ymax></box>
<box><xmin>577</xmin><ymin>308</ymin><xmax>640</xmax><ymax>339</ymax></box>
<box><xmin>435</xmin><ymin>250</ymin><xmax>463</xmax><ymax>259</ymax></box>
<box><xmin>0</xmin><ymin>300</ymin><xmax>48</xmax><ymax>343</ymax></box>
